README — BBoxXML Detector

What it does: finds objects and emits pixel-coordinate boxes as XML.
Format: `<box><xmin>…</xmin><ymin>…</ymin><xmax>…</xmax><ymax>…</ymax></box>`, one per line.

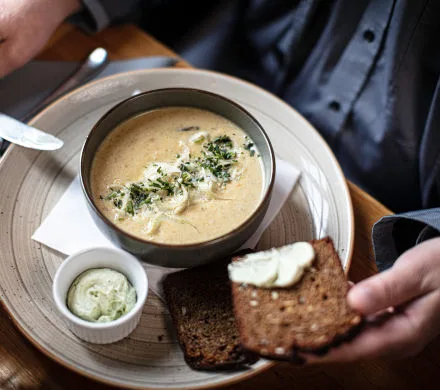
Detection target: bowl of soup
<box><xmin>80</xmin><ymin>88</ymin><xmax>275</xmax><ymax>268</ymax></box>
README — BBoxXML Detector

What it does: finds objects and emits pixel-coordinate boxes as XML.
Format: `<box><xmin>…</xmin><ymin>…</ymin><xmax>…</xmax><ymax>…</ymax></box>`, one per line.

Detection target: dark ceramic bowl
<box><xmin>80</xmin><ymin>88</ymin><xmax>275</xmax><ymax>268</ymax></box>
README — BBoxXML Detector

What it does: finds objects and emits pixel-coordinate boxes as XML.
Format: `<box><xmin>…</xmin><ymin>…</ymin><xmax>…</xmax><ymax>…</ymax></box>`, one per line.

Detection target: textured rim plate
<box><xmin>0</xmin><ymin>68</ymin><xmax>354</xmax><ymax>389</ymax></box>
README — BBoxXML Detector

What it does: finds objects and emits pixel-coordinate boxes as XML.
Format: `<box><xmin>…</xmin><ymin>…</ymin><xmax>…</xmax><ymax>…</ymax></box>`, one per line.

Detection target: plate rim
<box><xmin>0</xmin><ymin>297</ymin><xmax>275</xmax><ymax>390</ymax></box>
<box><xmin>0</xmin><ymin>67</ymin><xmax>354</xmax><ymax>389</ymax></box>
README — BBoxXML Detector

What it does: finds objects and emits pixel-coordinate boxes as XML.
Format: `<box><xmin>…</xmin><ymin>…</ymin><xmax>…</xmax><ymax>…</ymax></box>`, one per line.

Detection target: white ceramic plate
<box><xmin>0</xmin><ymin>68</ymin><xmax>354</xmax><ymax>389</ymax></box>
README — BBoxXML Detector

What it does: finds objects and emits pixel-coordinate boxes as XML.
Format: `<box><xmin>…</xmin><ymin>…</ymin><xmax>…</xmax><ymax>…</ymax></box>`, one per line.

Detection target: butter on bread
<box><xmin>230</xmin><ymin>238</ymin><xmax>363</xmax><ymax>361</ymax></box>
<box><xmin>228</xmin><ymin>241</ymin><xmax>315</xmax><ymax>288</ymax></box>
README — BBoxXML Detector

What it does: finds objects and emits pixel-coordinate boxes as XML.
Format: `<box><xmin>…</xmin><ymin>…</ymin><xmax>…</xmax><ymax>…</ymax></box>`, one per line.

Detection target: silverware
<box><xmin>0</xmin><ymin>114</ymin><xmax>64</xmax><ymax>150</ymax></box>
<box><xmin>0</xmin><ymin>52</ymin><xmax>180</xmax><ymax>153</ymax></box>
<box><xmin>0</xmin><ymin>48</ymin><xmax>109</xmax><ymax>153</ymax></box>
<box><xmin>22</xmin><ymin>48</ymin><xmax>109</xmax><ymax>123</ymax></box>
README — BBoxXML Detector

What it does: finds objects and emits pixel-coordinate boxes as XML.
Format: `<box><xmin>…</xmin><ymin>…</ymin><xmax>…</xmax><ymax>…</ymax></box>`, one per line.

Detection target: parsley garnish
<box><xmin>101</xmin><ymin>133</ymin><xmax>254</xmax><ymax>217</ymax></box>
<box><xmin>126</xmin><ymin>200</ymin><xmax>134</xmax><ymax>216</ymax></box>
<box><xmin>243</xmin><ymin>141</ymin><xmax>256</xmax><ymax>156</ymax></box>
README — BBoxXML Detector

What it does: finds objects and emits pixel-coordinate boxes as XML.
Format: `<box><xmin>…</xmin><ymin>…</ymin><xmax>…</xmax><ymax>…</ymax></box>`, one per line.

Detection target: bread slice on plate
<box><xmin>162</xmin><ymin>254</ymin><xmax>258</xmax><ymax>370</ymax></box>
<box><xmin>230</xmin><ymin>237</ymin><xmax>363</xmax><ymax>361</ymax></box>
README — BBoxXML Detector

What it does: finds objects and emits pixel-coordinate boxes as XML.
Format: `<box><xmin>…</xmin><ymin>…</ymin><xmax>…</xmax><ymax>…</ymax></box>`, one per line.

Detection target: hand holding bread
<box><xmin>229</xmin><ymin>238</ymin><xmax>362</xmax><ymax>363</ymax></box>
<box><xmin>307</xmin><ymin>237</ymin><xmax>440</xmax><ymax>363</ymax></box>
<box><xmin>163</xmin><ymin>236</ymin><xmax>440</xmax><ymax>369</ymax></box>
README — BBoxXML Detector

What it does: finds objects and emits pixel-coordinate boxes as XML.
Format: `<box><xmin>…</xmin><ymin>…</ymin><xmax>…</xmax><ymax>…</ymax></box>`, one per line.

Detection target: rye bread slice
<box><xmin>230</xmin><ymin>238</ymin><xmax>363</xmax><ymax>361</ymax></box>
<box><xmin>162</xmin><ymin>255</ymin><xmax>258</xmax><ymax>370</ymax></box>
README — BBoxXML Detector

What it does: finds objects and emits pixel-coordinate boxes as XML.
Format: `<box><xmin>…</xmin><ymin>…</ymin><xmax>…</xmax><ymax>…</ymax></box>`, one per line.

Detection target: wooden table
<box><xmin>1</xmin><ymin>24</ymin><xmax>439</xmax><ymax>390</ymax></box>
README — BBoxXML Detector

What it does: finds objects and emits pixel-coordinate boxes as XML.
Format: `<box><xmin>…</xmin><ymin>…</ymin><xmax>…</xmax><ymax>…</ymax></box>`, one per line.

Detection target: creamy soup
<box><xmin>91</xmin><ymin>107</ymin><xmax>264</xmax><ymax>244</ymax></box>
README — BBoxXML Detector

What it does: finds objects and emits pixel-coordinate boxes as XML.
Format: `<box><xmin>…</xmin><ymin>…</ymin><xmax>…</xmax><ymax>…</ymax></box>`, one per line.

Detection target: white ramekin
<box><xmin>52</xmin><ymin>247</ymin><xmax>148</xmax><ymax>344</ymax></box>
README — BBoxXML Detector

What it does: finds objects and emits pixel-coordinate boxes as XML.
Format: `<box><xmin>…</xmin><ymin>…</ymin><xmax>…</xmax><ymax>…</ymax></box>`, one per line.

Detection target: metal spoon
<box><xmin>22</xmin><ymin>48</ymin><xmax>109</xmax><ymax>122</ymax></box>
<box><xmin>0</xmin><ymin>48</ymin><xmax>109</xmax><ymax>152</ymax></box>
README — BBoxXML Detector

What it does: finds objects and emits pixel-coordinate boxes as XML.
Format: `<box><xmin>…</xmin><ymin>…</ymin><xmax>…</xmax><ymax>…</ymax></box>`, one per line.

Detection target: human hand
<box><xmin>310</xmin><ymin>237</ymin><xmax>440</xmax><ymax>362</ymax></box>
<box><xmin>0</xmin><ymin>0</ymin><xmax>81</xmax><ymax>78</ymax></box>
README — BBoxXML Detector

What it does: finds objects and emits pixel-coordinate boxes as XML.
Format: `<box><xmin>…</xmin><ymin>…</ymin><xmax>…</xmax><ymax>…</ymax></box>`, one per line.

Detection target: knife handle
<box><xmin>21</xmin><ymin>48</ymin><xmax>109</xmax><ymax>123</ymax></box>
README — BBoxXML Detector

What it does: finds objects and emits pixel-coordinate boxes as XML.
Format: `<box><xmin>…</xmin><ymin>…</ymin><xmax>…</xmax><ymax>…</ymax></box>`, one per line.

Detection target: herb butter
<box><xmin>228</xmin><ymin>242</ymin><xmax>315</xmax><ymax>288</ymax></box>
<box><xmin>67</xmin><ymin>268</ymin><xmax>136</xmax><ymax>323</ymax></box>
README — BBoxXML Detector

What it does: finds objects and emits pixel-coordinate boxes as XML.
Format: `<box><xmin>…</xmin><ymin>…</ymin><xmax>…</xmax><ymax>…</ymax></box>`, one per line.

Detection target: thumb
<box><xmin>347</xmin><ymin>240</ymin><xmax>438</xmax><ymax>314</ymax></box>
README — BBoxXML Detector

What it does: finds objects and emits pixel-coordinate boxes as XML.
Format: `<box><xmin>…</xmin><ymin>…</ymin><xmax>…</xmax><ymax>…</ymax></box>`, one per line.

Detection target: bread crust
<box><xmin>230</xmin><ymin>237</ymin><xmax>363</xmax><ymax>361</ymax></box>
<box><xmin>163</xmin><ymin>256</ymin><xmax>258</xmax><ymax>370</ymax></box>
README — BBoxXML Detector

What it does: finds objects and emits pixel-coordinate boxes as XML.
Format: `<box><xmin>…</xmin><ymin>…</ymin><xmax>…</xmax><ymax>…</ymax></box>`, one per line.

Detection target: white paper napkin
<box><xmin>32</xmin><ymin>157</ymin><xmax>299</xmax><ymax>298</ymax></box>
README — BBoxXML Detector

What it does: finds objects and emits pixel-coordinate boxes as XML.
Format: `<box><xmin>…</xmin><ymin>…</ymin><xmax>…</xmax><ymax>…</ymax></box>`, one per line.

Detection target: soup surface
<box><xmin>91</xmin><ymin>107</ymin><xmax>264</xmax><ymax>244</ymax></box>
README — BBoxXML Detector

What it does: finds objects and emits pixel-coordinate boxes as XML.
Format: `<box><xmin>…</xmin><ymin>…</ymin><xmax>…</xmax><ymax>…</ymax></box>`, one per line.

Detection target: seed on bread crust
<box><xmin>271</xmin><ymin>291</ymin><xmax>279</xmax><ymax>300</ymax></box>
<box><xmin>230</xmin><ymin>238</ymin><xmax>364</xmax><ymax>360</ymax></box>
<box><xmin>350</xmin><ymin>316</ymin><xmax>362</xmax><ymax>325</ymax></box>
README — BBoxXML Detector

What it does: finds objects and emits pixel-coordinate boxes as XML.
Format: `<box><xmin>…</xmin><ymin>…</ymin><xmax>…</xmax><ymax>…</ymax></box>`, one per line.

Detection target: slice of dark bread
<box><xmin>230</xmin><ymin>237</ymin><xmax>363</xmax><ymax>361</ymax></box>
<box><xmin>162</xmin><ymin>254</ymin><xmax>258</xmax><ymax>370</ymax></box>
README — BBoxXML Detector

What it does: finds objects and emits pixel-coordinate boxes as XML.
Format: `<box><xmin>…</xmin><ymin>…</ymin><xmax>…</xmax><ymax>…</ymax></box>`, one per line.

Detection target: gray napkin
<box><xmin>0</xmin><ymin>56</ymin><xmax>178</xmax><ymax>119</ymax></box>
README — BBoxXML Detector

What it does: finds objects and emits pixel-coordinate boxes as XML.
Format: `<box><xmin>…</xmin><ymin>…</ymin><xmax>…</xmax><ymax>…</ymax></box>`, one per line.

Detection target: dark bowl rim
<box><xmin>80</xmin><ymin>87</ymin><xmax>276</xmax><ymax>249</ymax></box>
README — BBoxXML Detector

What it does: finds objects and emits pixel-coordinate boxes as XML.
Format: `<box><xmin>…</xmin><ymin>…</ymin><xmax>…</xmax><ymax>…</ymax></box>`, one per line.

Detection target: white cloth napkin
<box><xmin>32</xmin><ymin>158</ymin><xmax>299</xmax><ymax>298</ymax></box>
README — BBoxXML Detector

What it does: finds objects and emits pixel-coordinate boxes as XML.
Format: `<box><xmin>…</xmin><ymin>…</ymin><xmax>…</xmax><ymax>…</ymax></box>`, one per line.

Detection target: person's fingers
<box><xmin>0</xmin><ymin>0</ymin><xmax>81</xmax><ymax>79</ymax></box>
<box><xmin>0</xmin><ymin>41</ymin><xmax>28</xmax><ymax>79</ymax></box>
<box><xmin>307</xmin><ymin>313</ymin><xmax>414</xmax><ymax>363</ymax></box>
<box><xmin>306</xmin><ymin>289</ymin><xmax>440</xmax><ymax>363</ymax></box>
<box><xmin>0</xmin><ymin>42</ymin><xmax>16</xmax><ymax>79</ymax></box>
<box><xmin>400</xmin><ymin>289</ymin><xmax>440</xmax><ymax>349</ymax></box>
<box><xmin>347</xmin><ymin>239</ymin><xmax>440</xmax><ymax>315</ymax></box>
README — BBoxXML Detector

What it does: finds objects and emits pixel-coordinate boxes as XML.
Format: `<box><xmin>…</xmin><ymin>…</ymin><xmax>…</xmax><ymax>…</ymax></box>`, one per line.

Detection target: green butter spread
<box><xmin>67</xmin><ymin>268</ymin><xmax>137</xmax><ymax>323</ymax></box>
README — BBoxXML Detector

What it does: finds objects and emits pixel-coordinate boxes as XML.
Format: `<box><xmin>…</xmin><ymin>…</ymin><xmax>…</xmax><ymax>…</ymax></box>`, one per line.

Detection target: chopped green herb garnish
<box><xmin>213</xmin><ymin>135</ymin><xmax>233</xmax><ymax>148</ymax></box>
<box><xmin>101</xmin><ymin>133</ymin><xmax>256</xmax><ymax>218</ymax></box>
<box><xmin>103</xmin><ymin>191</ymin><xmax>119</xmax><ymax>200</ymax></box>
<box><xmin>243</xmin><ymin>141</ymin><xmax>254</xmax><ymax>150</ymax></box>
<box><xmin>126</xmin><ymin>200</ymin><xmax>134</xmax><ymax>216</ymax></box>
<box><xmin>243</xmin><ymin>140</ymin><xmax>256</xmax><ymax>157</ymax></box>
